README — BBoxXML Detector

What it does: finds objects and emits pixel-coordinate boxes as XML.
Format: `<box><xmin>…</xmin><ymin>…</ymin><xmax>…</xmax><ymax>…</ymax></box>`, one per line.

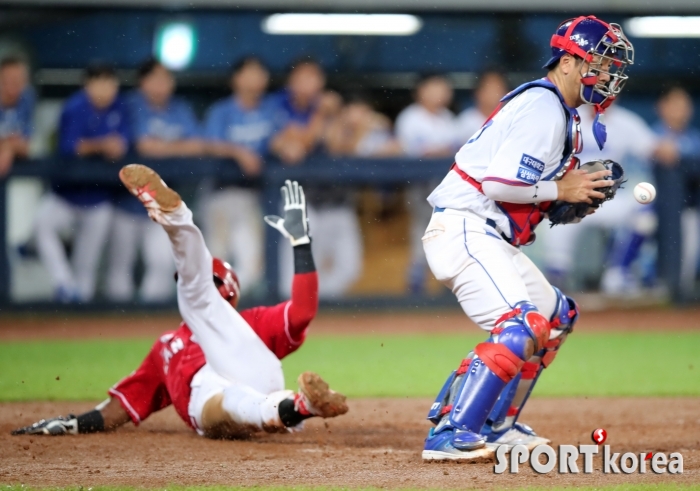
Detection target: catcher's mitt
<box><xmin>548</xmin><ymin>159</ymin><xmax>625</xmax><ymax>227</ymax></box>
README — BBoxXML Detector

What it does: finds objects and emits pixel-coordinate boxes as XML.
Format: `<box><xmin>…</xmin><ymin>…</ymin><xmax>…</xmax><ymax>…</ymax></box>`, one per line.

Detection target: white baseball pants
<box><xmin>423</xmin><ymin>208</ymin><xmax>557</xmax><ymax>330</ymax></box>
<box><xmin>34</xmin><ymin>193</ymin><xmax>112</xmax><ymax>301</ymax></box>
<box><xmin>157</xmin><ymin>203</ymin><xmax>288</xmax><ymax>435</ymax></box>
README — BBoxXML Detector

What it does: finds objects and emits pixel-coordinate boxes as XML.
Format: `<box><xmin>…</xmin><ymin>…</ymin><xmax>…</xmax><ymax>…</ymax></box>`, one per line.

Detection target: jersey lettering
<box><xmin>516</xmin><ymin>167</ymin><xmax>541</xmax><ymax>185</ymax></box>
<box><xmin>520</xmin><ymin>154</ymin><xmax>545</xmax><ymax>174</ymax></box>
<box><xmin>161</xmin><ymin>335</ymin><xmax>186</xmax><ymax>375</ymax></box>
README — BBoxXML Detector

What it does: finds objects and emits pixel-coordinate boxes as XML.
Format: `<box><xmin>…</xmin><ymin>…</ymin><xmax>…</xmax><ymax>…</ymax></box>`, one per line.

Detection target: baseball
<box><xmin>634</xmin><ymin>182</ymin><xmax>656</xmax><ymax>204</ymax></box>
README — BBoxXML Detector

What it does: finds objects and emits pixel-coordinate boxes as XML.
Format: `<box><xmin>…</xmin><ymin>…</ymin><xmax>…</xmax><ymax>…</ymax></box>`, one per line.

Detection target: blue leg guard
<box><xmin>482</xmin><ymin>287</ymin><xmax>578</xmax><ymax>439</ymax></box>
<box><xmin>424</xmin><ymin>302</ymin><xmax>551</xmax><ymax>452</ymax></box>
<box><xmin>426</xmin><ymin>355</ymin><xmax>472</xmax><ymax>425</ymax></box>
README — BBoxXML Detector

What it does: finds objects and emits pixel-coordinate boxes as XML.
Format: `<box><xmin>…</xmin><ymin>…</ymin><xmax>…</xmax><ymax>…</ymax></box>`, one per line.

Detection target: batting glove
<box><xmin>12</xmin><ymin>415</ymin><xmax>78</xmax><ymax>436</ymax></box>
<box><xmin>264</xmin><ymin>180</ymin><xmax>311</xmax><ymax>246</ymax></box>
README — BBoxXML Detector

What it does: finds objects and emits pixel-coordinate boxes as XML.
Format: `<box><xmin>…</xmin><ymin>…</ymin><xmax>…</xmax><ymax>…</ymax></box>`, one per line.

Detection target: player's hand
<box><xmin>234</xmin><ymin>147</ymin><xmax>263</xmax><ymax>177</ymax></box>
<box><xmin>102</xmin><ymin>135</ymin><xmax>127</xmax><ymax>161</ymax></box>
<box><xmin>11</xmin><ymin>415</ymin><xmax>78</xmax><ymax>436</ymax></box>
<box><xmin>556</xmin><ymin>168</ymin><xmax>613</xmax><ymax>204</ymax></box>
<box><xmin>264</xmin><ymin>180</ymin><xmax>311</xmax><ymax>246</ymax></box>
<box><xmin>278</xmin><ymin>140</ymin><xmax>307</xmax><ymax>165</ymax></box>
<box><xmin>0</xmin><ymin>144</ymin><xmax>14</xmax><ymax>177</ymax></box>
<box><xmin>654</xmin><ymin>139</ymin><xmax>679</xmax><ymax>167</ymax></box>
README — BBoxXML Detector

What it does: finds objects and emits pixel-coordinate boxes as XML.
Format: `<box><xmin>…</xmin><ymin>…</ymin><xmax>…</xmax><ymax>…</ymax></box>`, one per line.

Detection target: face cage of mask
<box><xmin>579</xmin><ymin>36</ymin><xmax>634</xmax><ymax>107</ymax></box>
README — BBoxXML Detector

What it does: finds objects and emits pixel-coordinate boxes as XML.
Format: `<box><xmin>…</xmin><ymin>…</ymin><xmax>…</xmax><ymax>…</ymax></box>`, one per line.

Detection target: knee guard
<box><xmin>541</xmin><ymin>286</ymin><xmax>578</xmax><ymax>367</ymax></box>
<box><xmin>444</xmin><ymin>302</ymin><xmax>550</xmax><ymax>434</ymax></box>
<box><xmin>484</xmin><ymin>289</ymin><xmax>578</xmax><ymax>432</ymax></box>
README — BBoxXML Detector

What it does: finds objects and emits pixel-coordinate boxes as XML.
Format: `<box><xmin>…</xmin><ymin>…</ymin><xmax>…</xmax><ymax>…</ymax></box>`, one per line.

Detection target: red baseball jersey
<box><xmin>109</xmin><ymin>272</ymin><xmax>318</xmax><ymax>429</ymax></box>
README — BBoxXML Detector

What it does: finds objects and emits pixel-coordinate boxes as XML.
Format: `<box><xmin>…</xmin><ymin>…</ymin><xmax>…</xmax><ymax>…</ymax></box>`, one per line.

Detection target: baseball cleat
<box><xmin>295</xmin><ymin>372</ymin><xmax>348</xmax><ymax>418</ymax></box>
<box><xmin>422</xmin><ymin>427</ymin><xmax>495</xmax><ymax>462</ymax></box>
<box><xmin>119</xmin><ymin>164</ymin><xmax>182</xmax><ymax>213</ymax></box>
<box><xmin>12</xmin><ymin>415</ymin><xmax>78</xmax><ymax>436</ymax></box>
<box><xmin>484</xmin><ymin>422</ymin><xmax>551</xmax><ymax>451</ymax></box>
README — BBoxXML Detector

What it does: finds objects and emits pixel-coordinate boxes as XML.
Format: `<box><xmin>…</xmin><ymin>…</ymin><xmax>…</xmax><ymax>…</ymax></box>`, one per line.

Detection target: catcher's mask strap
<box><xmin>550</xmin><ymin>15</ymin><xmax>617</xmax><ymax>63</ymax></box>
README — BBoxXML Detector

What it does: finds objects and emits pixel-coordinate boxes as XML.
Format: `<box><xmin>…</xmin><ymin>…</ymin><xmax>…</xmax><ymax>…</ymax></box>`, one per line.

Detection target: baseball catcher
<box><xmin>422</xmin><ymin>15</ymin><xmax>633</xmax><ymax>461</ymax></box>
<box><xmin>12</xmin><ymin>165</ymin><xmax>348</xmax><ymax>438</ymax></box>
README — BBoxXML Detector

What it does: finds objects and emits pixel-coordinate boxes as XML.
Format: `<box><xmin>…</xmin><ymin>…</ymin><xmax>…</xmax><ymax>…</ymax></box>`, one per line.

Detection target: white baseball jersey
<box><xmin>428</xmin><ymin>86</ymin><xmax>578</xmax><ymax>239</ymax></box>
<box><xmin>395</xmin><ymin>103</ymin><xmax>460</xmax><ymax>156</ymax></box>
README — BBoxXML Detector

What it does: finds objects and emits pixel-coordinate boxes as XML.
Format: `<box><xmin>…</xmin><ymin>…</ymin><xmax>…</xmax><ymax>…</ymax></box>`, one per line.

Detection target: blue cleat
<box><xmin>422</xmin><ymin>427</ymin><xmax>495</xmax><ymax>462</ymax></box>
<box><xmin>453</xmin><ymin>428</ymin><xmax>487</xmax><ymax>450</ymax></box>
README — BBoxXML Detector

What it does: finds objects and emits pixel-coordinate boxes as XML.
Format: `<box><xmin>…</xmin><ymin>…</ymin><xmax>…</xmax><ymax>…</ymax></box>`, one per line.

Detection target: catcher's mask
<box><xmin>174</xmin><ymin>257</ymin><xmax>241</xmax><ymax>309</ymax></box>
<box><xmin>545</xmin><ymin>15</ymin><xmax>634</xmax><ymax>112</ymax></box>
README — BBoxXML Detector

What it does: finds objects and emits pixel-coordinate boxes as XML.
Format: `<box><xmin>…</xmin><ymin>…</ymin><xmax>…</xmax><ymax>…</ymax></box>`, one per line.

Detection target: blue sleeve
<box><xmin>266</xmin><ymin>96</ymin><xmax>290</xmax><ymax>138</ymax></box>
<box><xmin>116</xmin><ymin>98</ymin><xmax>132</xmax><ymax>143</ymax></box>
<box><xmin>58</xmin><ymin>103</ymin><xmax>84</xmax><ymax>156</ymax></box>
<box><xmin>680</xmin><ymin>129</ymin><xmax>700</xmax><ymax>159</ymax></box>
<box><xmin>128</xmin><ymin>96</ymin><xmax>149</xmax><ymax>141</ymax></box>
<box><xmin>203</xmin><ymin>103</ymin><xmax>225</xmax><ymax>141</ymax></box>
<box><xmin>179</xmin><ymin>101</ymin><xmax>201</xmax><ymax>139</ymax></box>
<box><xmin>19</xmin><ymin>89</ymin><xmax>35</xmax><ymax>138</ymax></box>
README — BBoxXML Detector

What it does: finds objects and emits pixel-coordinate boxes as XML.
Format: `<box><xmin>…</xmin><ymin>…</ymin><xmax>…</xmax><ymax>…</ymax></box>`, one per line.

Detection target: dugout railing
<box><xmin>0</xmin><ymin>156</ymin><xmax>460</xmax><ymax>310</ymax></box>
<box><xmin>3</xmin><ymin>156</ymin><xmax>697</xmax><ymax>309</ymax></box>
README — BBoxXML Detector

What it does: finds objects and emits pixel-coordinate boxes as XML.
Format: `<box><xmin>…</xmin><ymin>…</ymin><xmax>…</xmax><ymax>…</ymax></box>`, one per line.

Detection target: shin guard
<box><xmin>427</xmin><ymin>355</ymin><xmax>472</xmax><ymax>425</ymax></box>
<box><xmin>447</xmin><ymin>302</ymin><xmax>549</xmax><ymax>436</ymax></box>
<box><xmin>484</xmin><ymin>289</ymin><xmax>578</xmax><ymax>432</ymax></box>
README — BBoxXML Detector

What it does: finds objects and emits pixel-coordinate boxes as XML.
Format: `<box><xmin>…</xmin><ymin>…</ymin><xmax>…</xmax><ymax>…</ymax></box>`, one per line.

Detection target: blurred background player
<box><xmin>542</xmin><ymin>99</ymin><xmax>677</xmax><ymax>295</ymax></box>
<box><xmin>105</xmin><ymin>58</ymin><xmax>201</xmax><ymax>302</ymax></box>
<box><xmin>13</xmin><ymin>169</ymin><xmax>348</xmax><ymax>438</ymax></box>
<box><xmin>324</xmin><ymin>93</ymin><xmax>402</xmax><ymax>158</ymax></box>
<box><xmin>457</xmin><ymin>68</ymin><xmax>509</xmax><ymax>143</ymax></box>
<box><xmin>34</xmin><ymin>63</ymin><xmax>129</xmax><ymax>302</ymax></box>
<box><xmin>202</xmin><ymin>56</ymin><xmax>275</xmax><ymax>296</ymax></box>
<box><xmin>272</xmin><ymin>59</ymin><xmax>362</xmax><ymax>299</ymax></box>
<box><xmin>0</xmin><ymin>56</ymin><xmax>33</xmax><ymax>176</ymax></box>
<box><xmin>395</xmin><ymin>73</ymin><xmax>461</xmax><ymax>294</ymax></box>
<box><xmin>653</xmin><ymin>85</ymin><xmax>700</xmax><ymax>301</ymax></box>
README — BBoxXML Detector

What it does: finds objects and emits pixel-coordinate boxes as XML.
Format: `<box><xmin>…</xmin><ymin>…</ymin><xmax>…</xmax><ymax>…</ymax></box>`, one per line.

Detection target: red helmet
<box><xmin>212</xmin><ymin>257</ymin><xmax>240</xmax><ymax>308</ymax></box>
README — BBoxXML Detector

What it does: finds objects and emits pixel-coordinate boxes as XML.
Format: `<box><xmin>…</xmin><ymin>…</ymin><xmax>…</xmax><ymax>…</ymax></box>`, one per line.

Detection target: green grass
<box><xmin>1</xmin><ymin>484</ymin><xmax>699</xmax><ymax>491</ymax></box>
<box><xmin>0</xmin><ymin>332</ymin><xmax>698</xmax><ymax>401</ymax></box>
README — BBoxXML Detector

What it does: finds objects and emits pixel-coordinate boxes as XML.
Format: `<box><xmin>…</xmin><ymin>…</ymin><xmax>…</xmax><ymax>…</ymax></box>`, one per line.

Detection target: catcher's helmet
<box><xmin>173</xmin><ymin>257</ymin><xmax>240</xmax><ymax>308</ymax></box>
<box><xmin>544</xmin><ymin>16</ymin><xmax>634</xmax><ymax>110</ymax></box>
<box><xmin>212</xmin><ymin>257</ymin><xmax>240</xmax><ymax>308</ymax></box>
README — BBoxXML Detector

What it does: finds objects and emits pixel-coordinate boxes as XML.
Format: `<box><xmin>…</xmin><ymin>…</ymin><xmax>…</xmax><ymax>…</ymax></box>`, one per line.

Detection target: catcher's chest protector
<box><xmin>487</xmin><ymin>79</ymin><xmax>582</xmax><ymax>246</ymax></box>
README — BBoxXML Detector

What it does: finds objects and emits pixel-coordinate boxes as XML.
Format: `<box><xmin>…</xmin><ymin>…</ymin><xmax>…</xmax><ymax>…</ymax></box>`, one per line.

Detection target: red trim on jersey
<box><xmin>282</xmin><ymin>301</ymin><xmax>298</xmax><ymax>345</ymax></box>
<box><xmin>108</xmin><ymin>387</ymin><xmax>142</xmax><ymax>425</ymax></box>
<box><xmin>450</xmin><ymin>163</ymin><xmax>483</xmax><ymax>192</ymax></box>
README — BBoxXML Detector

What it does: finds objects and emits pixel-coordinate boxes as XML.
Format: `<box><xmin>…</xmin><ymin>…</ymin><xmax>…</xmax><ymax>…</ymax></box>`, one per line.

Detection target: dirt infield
<box><xmin>1</xmin><ymin>307</ymin><xmax>699</xmax><ymax>341</ymax></box>
<box><xmin>1</xmin><ymin>308</ymin><xmax>698</xmax><ymax>488</ymax></box>
<box><xmin>1</xmin><ymin>397</ymin><xmax>698</xmax><ymax>488</ymax></box>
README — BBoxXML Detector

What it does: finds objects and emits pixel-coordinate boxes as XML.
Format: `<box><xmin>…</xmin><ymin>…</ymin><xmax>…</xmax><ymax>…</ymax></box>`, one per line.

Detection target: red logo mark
<box><xmin>591</xmin><ymin>428</ymin><xmax>607</xmax><ymax>444</ymax></box>
<box><xmin>645</xmin><ymin>452</ymin><xmax>653</xmax><ymax>460</ymax></box>
<box><xmin>136</xmin><ymin>183</ymin><xmax>154</xmax><ymax>199</ymax></box>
